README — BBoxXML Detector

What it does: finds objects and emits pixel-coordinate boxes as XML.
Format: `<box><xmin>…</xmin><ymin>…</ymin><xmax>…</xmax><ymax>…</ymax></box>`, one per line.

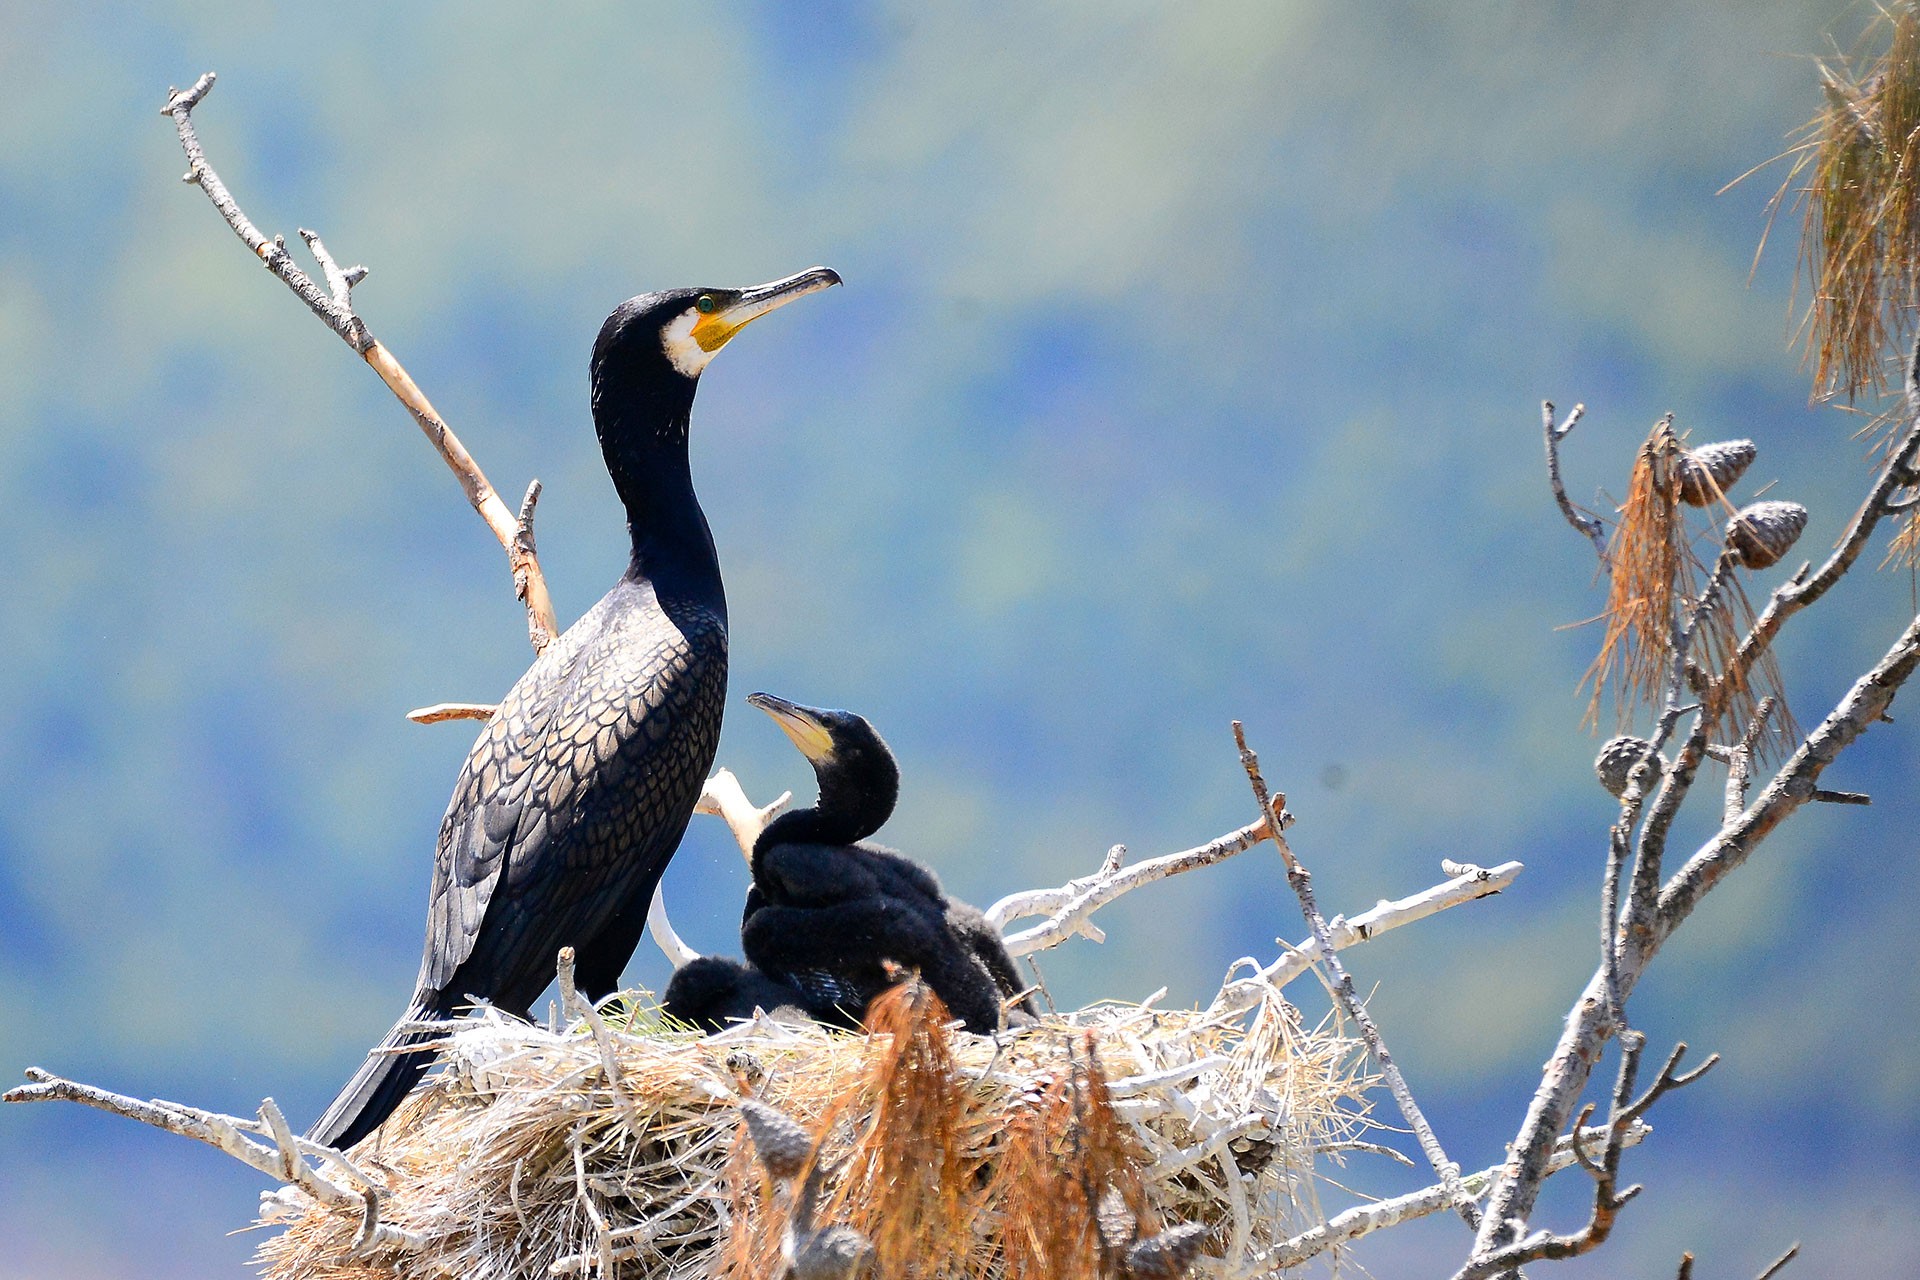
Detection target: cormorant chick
<box><xmin>661</xmin><ymin>955</ymin><xmax>818</xmax><ymax>1030</ymax></box>
<box><xmin>307</xmin><ymin>269</ymin><xmax>841</xmax><ymax>1150</ymax></box>
<box><xmin>740</xmin><ymin>693</ymin><xmax>1037</xmax><ymax>1034</ymax></box>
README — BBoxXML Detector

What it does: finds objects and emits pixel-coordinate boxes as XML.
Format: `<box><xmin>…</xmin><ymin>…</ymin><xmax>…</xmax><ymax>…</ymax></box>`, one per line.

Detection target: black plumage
<box><xmin>660</xmin><ymin>955</ymin><xmax>818</xmax><ymax>1029</ymax></box>
<box><xmin>737</xmin><ymin>693</ymin><xmax>1037</xmax><ymax>1034</ymax></box>
<box><xmin>308</xmin><ymin>269</ymin><xmax>840</xmax><ymax>1150</ymax></box>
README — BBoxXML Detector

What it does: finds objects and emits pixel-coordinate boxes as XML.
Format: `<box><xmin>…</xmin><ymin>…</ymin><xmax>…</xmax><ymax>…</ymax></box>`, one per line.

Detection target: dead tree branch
<box><xmin>161</xmin><ymin>72</ymin><xmax>559</xmax><ymax>654</ymax></box>
<box><xmin>1234</xmin><ymin>722</ymin><xmax>1479</xmax><ymax>1233</ymax></box>
<box><xmin>693</xmin><ymin>768</ymin><xmax>792</xmax><ymax>862</ymax></box>
<box><xmin>3</xmin><ymin>1068</ymin><xmax>422</xmax><ymax>1255</ymax></box>
<box><xmin>1208</xmin><ymin>858</ymin><xmax>1522</xmax><ymax>1016</ymax></box>
<box><xmin>987</xmin><ymin>821</ymin><xmax>1269</xmax><ymax>955</ymax></box>
<box><xmin>1451</xmin><ymin>1041</ymin><xmax>1715</xmax><ymax>1280</ymax></box>
<box><xmin>1471</xmin><ymin>388</ymin><xmax>1920</xmax><ymax>1267</ymax></box>
<box><xmin>1255</xmin><ymin>1121</ymin><xmax>1649</xmax><ymax>1273</ymax></box>
<box><xmin>1717</xmin><ymin>333</ymin><xmax>1920</xmax><ymax>701</ymax></box>
<box><xmin>1544</xmin><ymin>400</ymin><xmax>1610</xmax><ymax>566</ymax></box>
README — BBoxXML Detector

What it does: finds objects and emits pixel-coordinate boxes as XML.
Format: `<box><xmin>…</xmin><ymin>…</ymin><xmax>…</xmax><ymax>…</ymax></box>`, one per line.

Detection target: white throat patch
<box><xmin>660</xmin><ymin>309</ymin><xmax>715</xmax><ymax>377</ymax></box>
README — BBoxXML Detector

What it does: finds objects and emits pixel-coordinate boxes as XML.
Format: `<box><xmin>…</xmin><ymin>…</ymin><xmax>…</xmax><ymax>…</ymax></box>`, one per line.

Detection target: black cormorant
<box><xmin>660</xmin><ymin>955</ymin><xmax>819</xmax><ymax>1030</ymax></box>
<box><xmin>738</xmin><ymin>693</ymin><xmax>1036</xmax><ymax>1034</ymax></box>
<box><xmin>308</xmin><ymin>268</ymin><xmax>841</xmax><ymax>1150</ymax></box>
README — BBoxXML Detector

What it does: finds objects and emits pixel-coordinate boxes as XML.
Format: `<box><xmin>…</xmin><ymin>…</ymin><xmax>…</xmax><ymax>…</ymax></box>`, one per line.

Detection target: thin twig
<box><xmin>1451</xmin><ymin>1040</ymin><xmax>1715</xmax><ymax>1280</ymax></box>
<box><xmin>988</xmin><ymin>821</ymin><xmax>1269</xmax><ymax>955</ymax></box>
<box><xmin>555</xmin><ymin>947</ymin><xmax>642</xmax><ymax>1129</ymax></box>
<box><xmin>3</xmin><ymin>1068</ymin><xmax>423</xmax><ymax>1252</ymax></box>
<box><xmin>1253</xmin><ymin>1122</ymin><xmax>1649</xmax><ymax>1271</ymax></box>
<box><xmin>1207</xmin><ymin>859</ymin><xmax>1522</xmax><ymax>1016</ymax></box>
<box><xmin>1545</xmin><ymin>400</ymin><xmax>1610</xmax><ymax>565</ymax></box>
<box><xmin>1233</xmin><ymin>722</ymin><xmax>1479</xmax><ymax>1232</ymax></box>
<box><xmin>162</xmin><ymin>73</ymin><xmax>559</xmax><ymax>653</ymax></box>
<box><xmin>1723</xmin><ymin>697</ymin><xmax>1777</xmax><ymax>824</ymax></box>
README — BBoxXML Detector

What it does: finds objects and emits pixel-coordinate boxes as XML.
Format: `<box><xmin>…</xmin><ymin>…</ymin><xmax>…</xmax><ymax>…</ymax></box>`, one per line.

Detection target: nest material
<box><xmin>255</xmin><ymin>990</ymin><xmax>1376</xmax><ymax>1280</ymax></box>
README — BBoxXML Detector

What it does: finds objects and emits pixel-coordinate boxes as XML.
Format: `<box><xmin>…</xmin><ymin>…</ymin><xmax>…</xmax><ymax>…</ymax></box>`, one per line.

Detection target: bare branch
<box><xmin>4</xmin><ymin>1068</ymin><xmax>422</xmax><ymax>1253</ymax></box>
<box><xmin>1718</xmin><ymin>332</ymin><xmax>1920</xmax><ymax>700</ymax></box>
<box><xmin>1472</xmin><ymin>608</ymin><xmax>1920</xmax><ymax>1262</ymax></box>
<box><xmin>554</xmin><ymin>947</ymin><xmax>641</xmax><ymax>1129</ymax></box>
<box><xmin>692</xmin><ymin>768</ymin><xmax>790</xmax><ymax>862</ymax></box>
<box><xmin>1207</xmin><ymin>859</ymin><xmax>1522</xmax><ymax>1016</ymax></box>
<box><xmin>1722</xmin><ymin>697</ymin><xmax>1777</xmax><ymax>824</ymax></box>
<box><xmin>1656</xmin><ymin>609</ymin><xmax>1920</xmax><ymax>941</ymax></box>
<box><xmin>1756</xmin><ymin>1242</ymin><xmax>1801</xmax><ymax>1280</ymax></box>
<box><xmin>1255</xmin><ymin>1122</ymin><xmax>1649</xmax><ymax>1271</ymax></box>
<box><xmin>162</xmin><ymin>73</ymin><xmax>559</xmax><ymax>654</ymax></box>
<box><xmin>1234</xmin><ymin>722</ymin><xmax>1479</xmax><ymax>1232</ymax></box>
<box><xmin>1544</xmin><ymin>400</ymin><xmax>1610</xmax><ymax>565</ymax></box>
<box><xmin>988</xmin><ymin>821</ymin><xmax>1269</xmax><ymax>955</ymax></box>
<box><xmin>1453</xmin><ymin>1038</ymin><xmax>1715</xmax><ymax>1280</ymax></box>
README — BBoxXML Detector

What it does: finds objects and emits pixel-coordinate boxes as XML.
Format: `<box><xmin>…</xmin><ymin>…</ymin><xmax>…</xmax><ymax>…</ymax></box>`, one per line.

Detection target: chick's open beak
<box><xmin>691</xmin><ymin>267</ymin><xmax>842</xmax><ymax>354</ymax></box>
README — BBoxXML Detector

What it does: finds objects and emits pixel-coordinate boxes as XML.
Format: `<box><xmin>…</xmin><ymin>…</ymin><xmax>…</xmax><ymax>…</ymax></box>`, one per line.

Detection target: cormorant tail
<box><xmin>306</xmin><ymin>995</ymin><xmax>448</xmax><ymax>1151</ymax></box>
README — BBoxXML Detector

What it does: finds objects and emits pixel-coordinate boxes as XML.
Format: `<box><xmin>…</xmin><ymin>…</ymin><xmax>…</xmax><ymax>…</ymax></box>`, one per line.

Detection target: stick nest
<box><xmin>254</xmin><ymin>987</ymin><xmax>1377</xmax><ymax>1280</ymax></box>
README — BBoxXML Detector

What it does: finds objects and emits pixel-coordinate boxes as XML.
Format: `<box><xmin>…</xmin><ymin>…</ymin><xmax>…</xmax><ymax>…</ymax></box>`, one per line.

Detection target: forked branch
<box><xmin>3</xmin><ymin>1068</ymin><xmax>421</xmax><ymax>1256</ymax></box>
<box><xmin>1234</xmin><ymin>722</ymin><xmax>1478</xmax><ymax>1233</ymax></box>
<box><xmin>987</xmin><ymin>821</ymin><xmax>1269</xmax><ymax>955</ymax></box>
<box><xmin>161</xmin><ymin>72</ymin><xmax>559</xmax><ymax>654</ymax></box>
<box><xmin>1544</xmin><ymin>400</ymin><xmax>1609</xmax><ymax>566</ymax></box>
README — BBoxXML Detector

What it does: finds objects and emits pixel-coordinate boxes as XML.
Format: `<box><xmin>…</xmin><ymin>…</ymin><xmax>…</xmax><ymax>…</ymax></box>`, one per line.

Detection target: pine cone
<box><xmin>1726</xmin><ymin>500</ymin><xmax>1809</xmax><ymax>569</ymax></box>
<box><xmin>1596</xmin><ymin>735</ymin><xmax>1663</xmax><ymax>798</ymax></box>
<box><xmin>1676</xmin><ymin>439</ymin><xmax>1756</xmax><ymax>505</ymax></box>
<box><xmin>1124</xmin><ymin>1222</ymin><xmax>1210</xmax><ymax>1280</ymax></box>
<box><xmin>739</xmin><ymin>1098</ymin><xmax>814</xmax><ymax>1182</ymax></box>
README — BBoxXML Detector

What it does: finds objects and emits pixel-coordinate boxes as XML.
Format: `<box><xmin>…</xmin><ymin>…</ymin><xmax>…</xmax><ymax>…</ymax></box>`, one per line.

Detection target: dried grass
<box><xmin>253</xmin><ymin>988</ymin><xmax>1377</xmax><ymax>1280</ymax></box>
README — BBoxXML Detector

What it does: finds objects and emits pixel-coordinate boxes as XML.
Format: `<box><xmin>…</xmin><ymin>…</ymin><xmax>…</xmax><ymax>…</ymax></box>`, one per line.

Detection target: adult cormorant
<box><xmin>308</xmin><ymin>268</ymin><xmax>841</xmax><ymax>1150</ymax></box>
<box><xmin>738</xmin><ymin>693</ymin><xmax>1036</xmax><ymax>1034</ymax></box>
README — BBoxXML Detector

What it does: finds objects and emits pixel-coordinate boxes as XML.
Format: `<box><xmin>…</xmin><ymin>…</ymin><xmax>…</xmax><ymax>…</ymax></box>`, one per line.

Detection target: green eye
<box><xmin>695</xmin><ymin>294</ymin><xmax>718</xmax><ymax>314</ymax></box>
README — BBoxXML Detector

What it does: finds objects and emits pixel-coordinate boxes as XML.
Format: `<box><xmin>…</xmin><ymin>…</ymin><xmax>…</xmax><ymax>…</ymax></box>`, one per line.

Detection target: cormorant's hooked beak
<box><xmin>747</xmin><ymin>691</ymin><xmax>836</xmax><ymax>764</ymax></box>
<box><xmin>691</xmin><ymin>267</ymin><xmax>842</xmax><ymax>354</ymax></box>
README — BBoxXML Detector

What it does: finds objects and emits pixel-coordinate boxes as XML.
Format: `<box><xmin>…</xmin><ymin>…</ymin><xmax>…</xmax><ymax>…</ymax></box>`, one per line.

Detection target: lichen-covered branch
<box><xmin>161</xmin><ymin>72</ymin><xmax>559</xmax><ymax>654</ymax></box>
<box><xmin>1469</xmin><ymin>605</ymin><xmax>1920</xmax><ymax>1263</ymax></box>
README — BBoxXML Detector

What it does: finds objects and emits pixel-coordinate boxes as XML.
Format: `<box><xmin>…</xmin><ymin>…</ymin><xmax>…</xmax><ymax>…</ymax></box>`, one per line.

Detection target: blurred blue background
<box><xmin>3</xmin><ymin>2</ymin><xmax>1916</xmax><ymax>1275</ymax></box>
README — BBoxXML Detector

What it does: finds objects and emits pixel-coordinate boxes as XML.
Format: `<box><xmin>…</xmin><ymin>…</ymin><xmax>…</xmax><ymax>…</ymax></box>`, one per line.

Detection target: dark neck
<box><xmin>595</xmin><ymin>384</ymin><xmax>725</xmax><ymax>612</ymax></box>
<box><xmin>753</xmin><ymin>769</ymin><xmax>897</xmax><ymax>869</ymax></box>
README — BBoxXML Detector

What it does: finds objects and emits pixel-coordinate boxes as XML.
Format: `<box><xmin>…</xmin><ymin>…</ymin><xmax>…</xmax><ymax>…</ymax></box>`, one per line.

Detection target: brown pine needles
<box><xmin>1584</xmin><ymin>418</ymin><xmax>1787</xmax><ymax>746</ymax></box>
<box><xmin>825</xmin><ymin>978</ymin><xmax>976</xmax><ymax>1279</ymax></box>
<box><xmin>1771</xmin><ymin>4</ymin><xmax>1920</xmax><ymax>402</ymax></box>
